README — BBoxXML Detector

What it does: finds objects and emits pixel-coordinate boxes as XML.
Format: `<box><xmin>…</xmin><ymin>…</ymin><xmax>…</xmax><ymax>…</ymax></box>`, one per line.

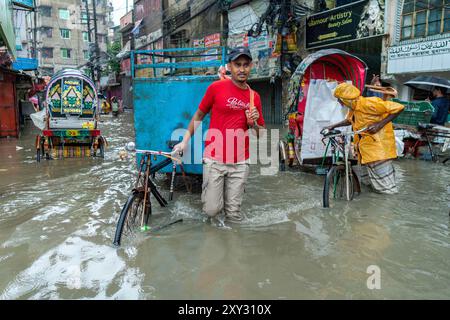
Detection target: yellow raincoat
<box><xmin>334</xmin><ymin>83</ymin><xmax>405</xmax><ymax>164</ymax></box>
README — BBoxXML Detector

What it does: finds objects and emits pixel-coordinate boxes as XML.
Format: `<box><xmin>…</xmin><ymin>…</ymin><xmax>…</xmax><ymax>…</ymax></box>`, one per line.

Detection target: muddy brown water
<box><xmin>1</xmin><ymin>110</ymin><xmax>449</xmax><ymax>299</ymax></box>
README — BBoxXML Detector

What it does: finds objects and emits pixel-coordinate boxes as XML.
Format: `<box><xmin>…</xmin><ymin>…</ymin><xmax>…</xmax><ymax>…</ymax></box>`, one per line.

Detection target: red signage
<box><xmin>204</xmin><ymin>33</ymin><xmax>220</xmax><ymax>48</ymax></box>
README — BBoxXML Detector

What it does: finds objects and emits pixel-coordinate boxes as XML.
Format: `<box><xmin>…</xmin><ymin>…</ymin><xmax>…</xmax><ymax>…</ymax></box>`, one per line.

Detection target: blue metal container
<box><xmin>131</xmin><ymin>47</ymin><xmax>226</xmax><ymax>174</ymax></box>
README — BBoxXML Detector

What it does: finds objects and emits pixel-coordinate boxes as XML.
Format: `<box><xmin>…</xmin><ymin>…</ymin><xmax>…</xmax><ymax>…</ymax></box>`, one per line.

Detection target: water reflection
<box><xmin>0</xmin><ymin>111</ymin><xmax>449</xmax><ymax>299</ymax></box>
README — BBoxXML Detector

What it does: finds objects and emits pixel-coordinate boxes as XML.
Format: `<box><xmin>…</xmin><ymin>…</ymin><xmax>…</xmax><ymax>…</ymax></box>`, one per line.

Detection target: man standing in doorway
<box><xmin>173</xmin><ymin>47</ymin><xmax>266</xmax><ymax>223</ymax></box>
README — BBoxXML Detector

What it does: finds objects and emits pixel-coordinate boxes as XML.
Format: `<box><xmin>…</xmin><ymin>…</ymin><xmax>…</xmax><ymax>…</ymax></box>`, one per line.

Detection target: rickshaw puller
<box><xmin>324</xmin><ymin>83</ymin><xmax>405</xmax><ymax>194</ymax></box>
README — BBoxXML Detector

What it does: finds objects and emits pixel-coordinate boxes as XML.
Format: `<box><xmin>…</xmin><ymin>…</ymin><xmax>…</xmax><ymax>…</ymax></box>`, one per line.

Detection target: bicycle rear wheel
<box><xmin>113</xmin><ymin>190</ymin><xmax>147</xmax><ymax>246</ymax></box>
<box><xmin>323</xmin><ymin>165</ymin><xmax>354</xmax><ymax>208</ymax></box>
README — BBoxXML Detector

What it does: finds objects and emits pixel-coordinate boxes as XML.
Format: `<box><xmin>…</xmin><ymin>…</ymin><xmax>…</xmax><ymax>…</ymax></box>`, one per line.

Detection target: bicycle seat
<box><xmin>321</xmin><ymin>128</ymin><xmax>342</xmax><ymax>136</ymax></box>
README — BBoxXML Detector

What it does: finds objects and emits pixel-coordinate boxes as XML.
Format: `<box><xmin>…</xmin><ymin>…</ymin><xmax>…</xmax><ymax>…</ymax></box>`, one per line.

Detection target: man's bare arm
<box><xmin>173</xmin><ymin>109</ymin><xmax>206</xmax><ymax>153</ymax></box>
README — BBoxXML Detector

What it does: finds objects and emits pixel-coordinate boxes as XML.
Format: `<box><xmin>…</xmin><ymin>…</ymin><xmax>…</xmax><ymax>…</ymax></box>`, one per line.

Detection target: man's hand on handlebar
<box><xmin>172</xmin><ymin>142</ymin><xmax>186</xmax><ymax>157</ymax></box>
<box><xmin>321</xmin><ymin>126</ymin><xmax>334</xmax><ymax>135</ymax></box>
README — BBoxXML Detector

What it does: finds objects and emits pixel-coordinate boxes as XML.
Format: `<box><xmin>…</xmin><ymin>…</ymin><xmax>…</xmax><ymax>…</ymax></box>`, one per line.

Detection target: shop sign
<box><xmin>306</xmin><ymin>0</ymin><xmax>385</xmax><ymax>49</ymax></box>
<box><xmin>388</xmin><ymin>39</ymin><xmax>450</xmax><ymax>60</ymax></box>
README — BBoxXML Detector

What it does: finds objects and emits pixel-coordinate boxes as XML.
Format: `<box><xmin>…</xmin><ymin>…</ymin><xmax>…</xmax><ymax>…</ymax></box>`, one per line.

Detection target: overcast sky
<box><xmin>110</xmin><ymin>0</ymin><xmax>133</xmax><ymax>26</ymax></box>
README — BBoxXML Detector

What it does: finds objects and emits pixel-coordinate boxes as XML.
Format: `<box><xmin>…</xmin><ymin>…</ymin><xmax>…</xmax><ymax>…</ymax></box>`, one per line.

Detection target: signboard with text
<box><xmin>388</xmin><ymin>39</ymin><xmax>450</xmax><ymax>60</ymax></box>
<box><xmin>387</xmin><ymin>38</ymin><xmax>450</xmax><ymax>74</ymax></box>
<box><xmin>306</xmin><ymin>0</ymin><xmax>385</xmax><ymax>49</ymax></box>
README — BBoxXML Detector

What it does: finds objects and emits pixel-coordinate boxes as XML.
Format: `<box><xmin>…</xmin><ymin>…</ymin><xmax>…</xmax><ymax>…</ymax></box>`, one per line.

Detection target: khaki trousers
<box><xmin>201</xmin><ymin>159</ymin><xmax>250</xmax><ymax>221</ymax></box>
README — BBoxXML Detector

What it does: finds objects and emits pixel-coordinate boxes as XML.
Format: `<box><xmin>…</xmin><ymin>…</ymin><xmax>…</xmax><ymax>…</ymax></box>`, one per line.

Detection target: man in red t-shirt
<box><xmin>173</xmin><ymin>47</ymin><xmax>265</xmax><ymax>223</ymax></box>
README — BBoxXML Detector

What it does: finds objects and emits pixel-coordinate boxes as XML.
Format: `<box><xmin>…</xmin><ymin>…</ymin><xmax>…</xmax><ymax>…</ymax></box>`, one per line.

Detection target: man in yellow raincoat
<box><xmin>325</xmin><ymin>83</ymin><xmax>405</xmax><ymax>194</ymax></box>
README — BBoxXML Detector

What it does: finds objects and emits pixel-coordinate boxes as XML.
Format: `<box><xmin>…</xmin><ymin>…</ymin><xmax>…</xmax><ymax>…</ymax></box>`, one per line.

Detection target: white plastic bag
<box><xmin>300</xmin><ymin>79</ymin><xmax>349</xmax><ymax>161</ymax></box>
<box><xmin>30</xmin><ymin>109</ymin><xmax>46</xmax><ymax>130</ymax></box>
<box><xmin>395</xmin><ymin>136</ymin><xmax>404</xmax><ymax>157</ymax></box>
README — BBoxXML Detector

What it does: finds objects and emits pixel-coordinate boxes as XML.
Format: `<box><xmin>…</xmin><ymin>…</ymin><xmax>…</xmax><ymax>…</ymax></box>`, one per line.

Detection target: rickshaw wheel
<box><xmin>36</xmin><ymin>135</ymin><xmax>43</xmax><ymax>162</ymax></box>
<box><xmin>279</xmin><ymin>141</ymin><xmax>287</xmax><ymax>172</ymax></box>
<box><xmin>99</xmin><ymin>143</ymin><xmax>105</xmax><ymax>158</ymax></box>
<box><xmin>113</xmin><ymin>191</ymin><xmax>145</xmax><ymax>246</ymax></box>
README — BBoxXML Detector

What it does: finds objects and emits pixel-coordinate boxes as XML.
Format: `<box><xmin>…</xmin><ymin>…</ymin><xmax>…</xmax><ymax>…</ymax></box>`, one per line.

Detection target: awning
<box><xmin>0</xmin><ymin>0</ymin><xmax>16</xmax><ymax>58</ymax></box>
<box><xmin>12</xmin><ymin>0</ymin><xmax>34</xmax><ymax>10</ymax></box>
<box><xmin>12</xmin><ymin>57</ymin><xmax>38</xmax><ymax>71</ymax></box>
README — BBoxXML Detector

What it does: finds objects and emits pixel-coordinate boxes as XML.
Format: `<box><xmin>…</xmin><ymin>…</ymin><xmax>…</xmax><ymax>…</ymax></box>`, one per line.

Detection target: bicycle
<box><xmin>113</xmin><ymin>144</ymin><xmax>189</xmax><ymax>246</ymax></box>
<box><xmin>320</xmin><ymin>128</ymin><xmax>366</xmax><ymax>208</ymax></box>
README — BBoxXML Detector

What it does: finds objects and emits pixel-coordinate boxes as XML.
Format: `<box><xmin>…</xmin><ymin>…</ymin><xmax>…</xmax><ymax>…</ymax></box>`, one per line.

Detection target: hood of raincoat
<box><xmin>334</xmin><ymin>83</ymin><xmax>360</xmax><ymax>108</ymax></box>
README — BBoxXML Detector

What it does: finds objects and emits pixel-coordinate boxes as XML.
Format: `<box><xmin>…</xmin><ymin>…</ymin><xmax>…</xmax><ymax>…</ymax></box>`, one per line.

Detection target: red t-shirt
<box><xmin>199</xmin><ymin>79</ymin><xmax>265</xmax><ymax>163</ymax></box>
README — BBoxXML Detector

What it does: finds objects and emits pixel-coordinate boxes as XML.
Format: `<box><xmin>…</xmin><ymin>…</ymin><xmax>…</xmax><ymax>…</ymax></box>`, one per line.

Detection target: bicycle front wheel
<box><xmin>113</xmin><ymin>190</ymin><xmax>146</xmax><ymax>246</ymax></box>
<box><xmin>323</xmin><ymin>165</ymin><xmax>354</xmax><ymax>208</ymax></box>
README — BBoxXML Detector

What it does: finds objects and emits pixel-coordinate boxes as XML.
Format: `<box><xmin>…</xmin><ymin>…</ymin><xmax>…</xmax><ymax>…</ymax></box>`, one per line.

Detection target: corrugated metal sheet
<box><xmin>248</xmin><ymin>79</ymin><xmax>282</xmax><ymax>124</ymax></box>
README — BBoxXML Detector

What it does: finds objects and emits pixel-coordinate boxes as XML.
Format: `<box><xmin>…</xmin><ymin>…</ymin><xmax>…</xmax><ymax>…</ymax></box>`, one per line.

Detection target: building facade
<box><xmin>383</xmin><ymin>0</ymin><xmax>450</xmax><ymax>100</ymax></box>
<box><xmin>35</xmin><ymin>0</ymin><xmax>113</xmax><ymax>77</ymax></box>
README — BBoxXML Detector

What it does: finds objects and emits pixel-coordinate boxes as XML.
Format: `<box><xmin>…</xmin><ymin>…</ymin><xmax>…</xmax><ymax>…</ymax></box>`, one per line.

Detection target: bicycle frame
<box><xmin>133</xmin><ymin>149</ymin><xmax>186</xmax><ymax>231</ymax></box>
<box><xmin>321</xmin><ymin>128</ymin><xmax>365</xmax><ymax>201</ymax></box>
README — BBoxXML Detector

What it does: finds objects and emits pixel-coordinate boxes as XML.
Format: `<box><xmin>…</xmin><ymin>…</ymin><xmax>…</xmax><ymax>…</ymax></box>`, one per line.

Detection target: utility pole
<box><xmin>83</xmin><ymin>0</ymin><xmax>95</xmax><ymax>79</ymax></box>
<box><xmin>33</xmin><ymin>1</ymin><xmax>37</xmax><ymax>59</ymax></box>
<box><xmin>92</xmin><ymin>0</ymin><xmax>101</xmax><ymax>84</ymax></box>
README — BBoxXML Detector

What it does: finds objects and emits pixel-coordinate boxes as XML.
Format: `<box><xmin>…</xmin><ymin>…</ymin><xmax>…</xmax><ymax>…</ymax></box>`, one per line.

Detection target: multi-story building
<box><xmin>35</xmin><ymin>0</ymin><xmax>113</xmax><ymax>77</ymax></box>
<box><xmin>383</xmin><ymin>0</ymin><xmax>450</xmax><ymax>100</ymax></box>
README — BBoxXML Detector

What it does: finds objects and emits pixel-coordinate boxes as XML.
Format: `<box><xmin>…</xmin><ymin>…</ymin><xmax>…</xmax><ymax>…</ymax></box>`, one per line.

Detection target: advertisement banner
<box><xmin>204</xmin><ymin>33</ymin><xmax>220</xmax><ymax>47</ymax></box>
<box><xmin>305</xmin><ymin>0</ymin><xmax>385</xmax><ymax>49</ymax></box>
<box><xmin>227</xmin><ymin>31</ymin><xmax>278</xmax><ymax>79</ymax></box>
<box><xmin>204</xmin><ymin>33</ymin><xmax>220</xmax><ymax>62</ymax></box>
<box><xmin>193</xmin><ymin>38</ymin><xmax>204</xmax><ymax>48</ymax></box>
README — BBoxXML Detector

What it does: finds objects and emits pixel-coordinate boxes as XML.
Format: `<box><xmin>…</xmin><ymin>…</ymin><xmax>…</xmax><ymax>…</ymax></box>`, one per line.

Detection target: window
<box><xmin>401</xmin><ymin>0</ymin><xmax>449</xmax><ymax>40</ymax></box>
<box><xmin>84</xmin><ymin>50</ymin><xmax>90</xmax><ymax>60</ymax></box>
<box><xmin>59</xmin><ymin>8</ymin><xmax>70</xmax><ymax>20</ymax></box>
<box><xmin>83</xmin><ymin>32</ymin><xmax>89</xmax><ymax>42</ymax></box>
<box><xmin>81</xmin><ymin>12</ymin><xmax>88</xmax><ymax>24</ymax></box>
<box><xmin>41</xmin><ymin>27</ymin><xmax>52</xmax><ymax>38</ymax></box>
<box><xmin>41</xmin><ymin>47</ymin><xmax>53</xmax><ymax>58</ymax></box>
<box><xmin>40</xmin><ymin>6</ymin><xmax>52</xmax><ymax>17</ymax></box>
<box><xmin>60</xmin><ymin>28</ymin><xmax>71</xmax><ymax>39</ymax></box>
<box><xmin>61</xmin><ymin>48</ymin><xmax>71</xmax><ymax>59</ymax></box>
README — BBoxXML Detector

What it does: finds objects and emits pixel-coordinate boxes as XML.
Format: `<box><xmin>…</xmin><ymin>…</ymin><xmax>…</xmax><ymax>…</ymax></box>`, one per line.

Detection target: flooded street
<box><xmin>1</xmin><ymin>111</ymin><xmax>449</xmax><ymax>299</ymax></box>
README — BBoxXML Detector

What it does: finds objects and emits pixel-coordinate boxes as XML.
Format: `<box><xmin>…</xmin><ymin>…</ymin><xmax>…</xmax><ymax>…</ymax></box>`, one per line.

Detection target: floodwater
<box><xmin>1</xmin><ymin>110</ymin><xmax>449</xmax><ymax>299</ymax></box>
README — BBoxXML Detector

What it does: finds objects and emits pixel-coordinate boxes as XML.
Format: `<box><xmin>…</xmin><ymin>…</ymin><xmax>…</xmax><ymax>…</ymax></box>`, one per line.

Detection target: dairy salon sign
<box><xmin>306</xmin><ymin>0</ymin><xmax>385</xmax><ymax>49</ymax></box>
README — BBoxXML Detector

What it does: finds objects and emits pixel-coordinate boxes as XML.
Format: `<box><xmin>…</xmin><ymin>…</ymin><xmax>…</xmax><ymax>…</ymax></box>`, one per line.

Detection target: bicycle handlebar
<box><xmin>136</xmin><ymin>149</ymin><xmax>183</xmax><ymax>162</ymax></box>
<box><xmin>321</xmin><ymin>127</ymin><xmax>367</xmax><ymax>139</ymax></box>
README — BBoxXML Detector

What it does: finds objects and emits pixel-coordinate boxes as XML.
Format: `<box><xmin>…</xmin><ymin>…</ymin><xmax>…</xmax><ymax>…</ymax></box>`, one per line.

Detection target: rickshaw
<box><xmin>35</xmin><ymin>69</ymin><xmax>106</xmax><ymax>161</ymax></box>
<box><xmin>281</xmin><ymin>49</ymin><xmax>368</xmax><ymax>170</ymax></box>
